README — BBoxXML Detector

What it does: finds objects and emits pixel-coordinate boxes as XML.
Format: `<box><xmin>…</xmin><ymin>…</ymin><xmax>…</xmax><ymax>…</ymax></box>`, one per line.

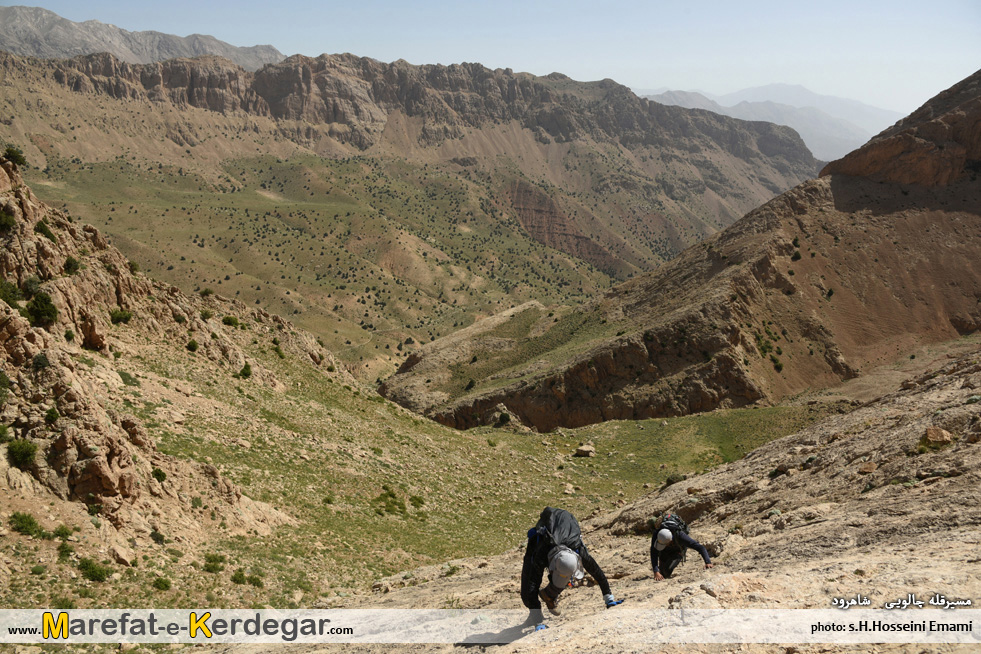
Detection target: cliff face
<box><xmin>821</xmin><ymin>69</ymin><xmax>981</xmax><ymax>186</ymax></box>
<box><xmin>12</xmin><ymin>51</ymin><xmax>819</xmax><ymax>167</ymax></box>
<box><xmin>0</xmin><ymin>156</ymin><xmax>345</xmax><ymax>546</ymax></box>
<box><xmin>381</xmin><ymin>70</ymin><xmax>981</xmax><ymax>431</ymax></box>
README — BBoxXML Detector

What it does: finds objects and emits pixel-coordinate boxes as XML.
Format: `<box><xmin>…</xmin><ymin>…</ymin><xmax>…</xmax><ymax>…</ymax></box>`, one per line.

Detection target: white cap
<box><xmin>548</xmin><ymin>548</ymin><xmax>583</xmax><ymax>587</ymax></box>
<box><xmin>654</xmin><ymin>528</ymin><xmax>674</xmax><ymax>551</ymax></box>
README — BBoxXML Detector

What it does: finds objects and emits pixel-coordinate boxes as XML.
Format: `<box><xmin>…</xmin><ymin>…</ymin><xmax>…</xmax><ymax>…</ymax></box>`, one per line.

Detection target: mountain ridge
<box><xmin>380</xmin><ymin>69</ymin><xmax>981</xmax><ymax>431</ymax></box>
<box><xmin>0</xmin><ymin>5</ymin><xmax>285</xmax><ymax>71</ymax></box>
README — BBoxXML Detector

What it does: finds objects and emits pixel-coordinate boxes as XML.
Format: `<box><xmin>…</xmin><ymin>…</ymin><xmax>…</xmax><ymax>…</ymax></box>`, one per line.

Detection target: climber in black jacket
<box><xmin>651</xmin><ymin>525</ymin><xmax>713</xmax><ymax>580</ymax></box>
<box><xmin>521</xmin><ymin>507</ymin><xmax>622</xmax><ymax>622</ymax></box>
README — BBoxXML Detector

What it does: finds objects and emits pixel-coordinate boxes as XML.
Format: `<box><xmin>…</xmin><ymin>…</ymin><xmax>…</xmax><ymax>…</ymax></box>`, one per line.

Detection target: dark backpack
<box><xmin>659</xmin><ymin>512</ymin><xmax>689</xmax><ymax>537</ymax></box>
<box><xmin>656</xmin><ymin>512</ymin><xmax>689</xmax><ymax>560</ymax></box>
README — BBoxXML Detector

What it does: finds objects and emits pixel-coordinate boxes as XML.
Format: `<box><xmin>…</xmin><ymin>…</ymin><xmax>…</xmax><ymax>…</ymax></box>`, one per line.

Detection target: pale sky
<box><xmin>5</xmin><ymin>0</ymin><xmax>980</xmax><ymax>114</ymax></box>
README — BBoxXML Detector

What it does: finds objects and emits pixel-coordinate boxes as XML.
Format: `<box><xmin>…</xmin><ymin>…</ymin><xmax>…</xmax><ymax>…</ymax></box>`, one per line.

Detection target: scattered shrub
<box><xmin>110</xmin><ymin>308</ymin><xmax>132</xmax><ymax>324</ymax></box>
<box><xmin>200</xmin><ymin>309</ymin><xmax>213</xmax><ymax>320</ymax></box>
<box><xmin>203</xmin><ymin>553</ymin><xmax>226</xmax><ymax>573</ymax></box>
<box><xmin>64</xmin><ymin>329</ymin><xmax>74</xmax><ymax>342</ymax></box>
<box><xmin>63</xmin><ymin>256</ymin><xmax>81</xmax><ymax>275</ymax></box>
<box><xmin>32</xmin><ymin>352</ymin><xmax>50</xmax><ymax>371</ymax></box>
<box><xmin>231</xmin><ymin>569</ymin><xmax>247</xmax><ymax>584</ymax></box>
<box><xmin>152</xmin><ymin>577</ymin><xmax>171</xmax><ymax>591</ymax></box>
<box><xmin>21</xmin><ymin>276</ymin><xmax>41</xmax><ymax>298</ymax></box>
<box><xmin>52</xmin><ymin>597</ymin><xmax>76</xmax><ymax>610</ymax></box>
<box><xmin>0</xmin><ymin>369</ymin><xmax>9</xmax><ymax>406</ymax></box>
<box><xmin>9</xmin><ymin>511</ymin><xmax>43</xmax><ymax>536</ymax></box>
<box><xmin>0</xmin><ymin>208</ymin><xmax>15</xmax><ymax>232</ymax></box>
<box><xmin>3</xmin><ymin>145</ymin><xmax>27</xmax><ymax>167</ymax></box>
<box><xmin>222</xmin><ymin>315</ymin><xmax>239</xmax><ymax>327</ymax></box>
<box><xmin>191</xmin><ymin>496</ymin><xmax>203</xmax><ymax>509</ymax></box>
<box><xmin>186</xmin><ymin>339</ymin><xmax>198</xmax><ymax>352</ymax></box>
<box><xmin>0</xmin><ymin>279</ymin><xmax>22</xmax><ymax>306</ymax></box>
<box><xmin>44</xmin><ymin>408</ymin><xmax>60</xmax><ymax>424</ymax></box>
<box><xmin>25</xmin><ymin>292</ymin><xmax>57</xmax><ymax>327</ymax></box>
<box><xmin>199</xmin><ymin>288</ymin><xmax>214</xmax><ymax>298</ymax></box>
<box><xmin>118</xmin><ymin>371</ymin><xmax>139</xmax><ymax>387</ymax></box>
<box><xmin>151</xmin><ymin>468</ymin><xmax>167</xmax><ymax>483</ymax></box>
<box><xmin>0</xmin><ymin>425</ymin><xmax>10</xmax><ymax>443</ymax></box>
<box><xmin>78</xmin><ymin>558</ymin><xmax>111</xmax><ymax>582</ymax></box>
<box><xmin>128</xmin><ymin>261</ymin><xmax>139</xmax><ymax>274</ymax></box>
<box><xmin>30</xmin><ymin>564</ymin><xmax>46</xmax><ymax>575</ymax></box>
<box><xmin>7</xmin><ymin>439</ymin><xmax>37</xmax><ymax>469</ymax></box>
<box><xmin>53</xmin><ymin>524</ymin><xmax>72</xmax><ymax>540</ymax></box>
<box><xmin>791</xmin><ymin>250</ymin><xmax>802</xmax><ymax>261</ymax></box>
<box><xmin>33</xmin><ymin>220</ymin><xmax>56</xmax><ymax>242</ymax></box>
<box><xmin>236</xmin><ymin>363</ymin><xmax>252</xmax><ymax>379</ymax></box>
<box><xmin>173</xmin><ymin>313</ymin><xmax>186</xmax><ymax>324</ymax></box>
<box><xmin>247</xmin><ymin>575</ymin><xmax>264</xmax><ymax>588</ymax></box>
<box><xmin>150</xmin><ymin>530</ymin><xmax>165</xmax><ymax>545</ymax></box>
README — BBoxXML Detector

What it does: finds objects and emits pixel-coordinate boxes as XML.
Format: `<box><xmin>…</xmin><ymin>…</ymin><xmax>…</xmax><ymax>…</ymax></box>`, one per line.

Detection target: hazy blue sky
<box><xmin>5</xmin><ymin>0</ymin><xmax>980</xmax><ymax>114</ymax></box>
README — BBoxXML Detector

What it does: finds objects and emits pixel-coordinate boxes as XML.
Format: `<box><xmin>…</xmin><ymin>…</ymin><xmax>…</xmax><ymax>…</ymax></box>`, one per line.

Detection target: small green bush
<box><xmin>0</xmin><ymin>279</ymin><xmax>22</xmax><ymax>306</ymax></box>
<box><xmin>790</xmin><ymin>250</ymin><xmax>802</xmax><ymax>261</ymax></box>
<box><xmin>0</xmin><ymin>425</ymin><xmax>10</xmax><ymax>443</ymax></box>
<box><xmin>78</xmin><ymin>558</ymin><xmax>111</xmax><ymax>582</ymax></box>
<box><xmin>53</xmin><ymin>524</ymin><xmax>72</xmax><ymax>540</ymax></box>
<box><xmin>0</xmin><ymin>369</ymin><xmax>9</xmax><ymax>406</ymax></box>
<box><xmin>150</xmin><ymin>530</ymin><xmax>165</xmax><ymax>545</ymax></box>
<box><xmin>33</xmin><ymin>220</ymin><xmax>56</xmax><ymax>242</ymax></box>
<box><xmin>236</xmin><ymin>363</ymin><xmax>252</xmax><ymax>379</ymax></box>
<box><xmin>200</xmin><ymin>309</ymin><xmax>213</xmax><ymax>320</ymax></box>
<box><xmin>222</xmin><ymin>315</ymin><xmax>239</xmax><ymax>327</ymax></box>
<box><xmin>231</xmin><ymin>569</ymin><xmax>247</xmax><ymax>584</ymax></box>
<box><xmin>128</xmin><ymin>261</ymin><xmax>139</xmax><ymax>274</ymax></box>
<box><xmin>9</xmin><ymin>511</ymin><xmax>42</xmax><ymax>536</ymax></box>
<box><xmin>247</xmin><ymin>575</ymin><xmax>264</xmax><ymax>588</ymax></box>
<box><xmin>52</xmin><ymin>597</ymin><xmax>76</xmax><ymax>610</ymax></box>
<box><xmin>199</xmin><ymin>288</ymin><xmax>214</xmax><ymax>298</ymax></box>
<box><xmin>25</xmin><ymin>292</ymin><xmax>57</xmax><ymax>327</ymax></box>
<box><xmin>151</xmin><ymin>468</ymin><xmax>166</xmax><ymax>483</ymax></box>
<box><xmin>152</xmin><ymin>577</ymin><xmax>171</xmax><ymax>591</ymax></box>
<box><xmin>202</xmin><ymin>552</ymin><xmax>226</xmax><ymax>573</ymax></box>
<box><xmin>3</xmin><ymin>145</ymin><xmax>27</xmax><ymax>167</ymax></box>
<box><xmin>7</xmin><ymin>439</ymin><xmax>37</xmax><ymax>469</ymax></box>
<box><xmin>31</xmin><ymin>564</ymin><xmax>46</xmax><ymax>575</ymax></box>
<box><xmin>191</xmin><ymin>496</ymin><xmax>203</xmax><ymax>509</ymax></box>
<box><xmin>118</xmin><ymin>371</ymin><xmax>139</xmax><ymax>387</ymax></box>
<box><xmin>110</xmin><ymin>308</ymin><xmax>132</xmax><ymax>324</ymax></box>
<box><xmin>63</xmin><ymin>256</ymin><xmax>81</xmax><ymax>275</ymax></box>
<box><xmin>64</xmin><ymin>329</ymin><xmax>74</xmax><ymax>342</ymax></box>
<box><xmin>32</xmin><ymin>352</ymin><xmax>50</xmax><ymax>371</ymax></box>
<box><xmin>44</xmin><ymin>408</ymin><xmax>60</xmax><ymax>424</ymax></box>
<box><xmin>21</xmin><ymin>276</ymin><xmax>40</xmax><ymax>298</ymax></box>
<box><xmin>0</xmin><ymin>209</ymin><xmax>15</xmax><ymax>232</ymax></box>
<box><xmin>186</xmin><ymin>339</ymin><xmax>198</xmax><ymax>352</ymax></box>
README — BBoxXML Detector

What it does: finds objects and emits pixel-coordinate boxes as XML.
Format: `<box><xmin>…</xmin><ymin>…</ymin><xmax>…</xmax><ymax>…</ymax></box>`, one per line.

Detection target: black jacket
<box><xmin>650</xmin><ymin>530</ymin><xmax>711</xmax><ymax>573</ymax></box>
<box><xmin>520</xmin><ymin>508</ymin><xmax>611</xmax><ymax>610</ymax></box>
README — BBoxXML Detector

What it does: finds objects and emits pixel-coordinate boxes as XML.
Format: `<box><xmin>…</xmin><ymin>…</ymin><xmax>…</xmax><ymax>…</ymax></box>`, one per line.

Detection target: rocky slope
<box><xmin>0</xmin><ymin>153</ymin><xmax>344</xmax><ymax>564</ymax></box>
<box><xmin>326</xmin><ymin>346</ymin><xmax>981</xmax><ymax>653</ymax></box>
<box><xmin>381</xmin><ymin>69</ymin><xmax>981</xmax><ymax>431</ymax></box>
<box><xmin>0</xmin><ymin>6</ymin><xmax>284</xmax><ymax>71</ymax></box>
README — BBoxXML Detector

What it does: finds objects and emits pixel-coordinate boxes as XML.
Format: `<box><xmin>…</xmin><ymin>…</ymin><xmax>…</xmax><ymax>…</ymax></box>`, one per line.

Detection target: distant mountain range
<box><xmin>0</xmin><ymin>5</ymin><xmax>284</xmax><ymax>70</ymax></box>
<box><xmin>644</xmin><ymin>84</ymin><xmax>906</xmax><ymax>161</ymax></box>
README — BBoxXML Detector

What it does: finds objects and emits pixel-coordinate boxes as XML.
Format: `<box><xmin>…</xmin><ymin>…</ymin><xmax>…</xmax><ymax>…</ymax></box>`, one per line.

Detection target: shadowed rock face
<box><xmin>381</xmin><ymin>70</ymin><xmax>981</xmax><ymax>432</ymax></box>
